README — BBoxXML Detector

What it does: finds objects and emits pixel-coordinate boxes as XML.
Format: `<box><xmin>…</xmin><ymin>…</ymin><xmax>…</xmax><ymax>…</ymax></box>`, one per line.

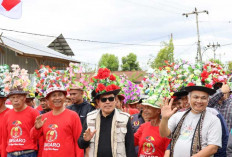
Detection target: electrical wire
<box><xmin>0</xmin><ymin>28</ymin><xmax>194</xmax><ymax>47</ymax></box>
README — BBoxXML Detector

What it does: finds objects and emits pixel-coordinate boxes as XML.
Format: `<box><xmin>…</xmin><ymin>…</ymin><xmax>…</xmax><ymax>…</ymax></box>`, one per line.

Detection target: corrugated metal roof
<box><xmin>0</xmin><ymin>36</ymin><xmax>80</xmax><ymax>63</ymax></box>
<box><xmin>48</xmin><ymin>34</ymin><xmax>75</xmax><ymax>56</ymax></box>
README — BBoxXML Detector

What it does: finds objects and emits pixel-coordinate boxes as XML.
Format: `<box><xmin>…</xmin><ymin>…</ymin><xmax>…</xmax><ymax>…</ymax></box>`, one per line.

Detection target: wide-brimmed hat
<box><xmin>185</xmin><ymin>85</ymin><xmax>216</xmax><ymax>95</ymax></box>
<box><xmin>142</xmin><ymin>96</ymin><xmax>161</xmax><ymax>109</ymax></box>
<box><xmin>213</xmin><ymin>82</ymin><xmax>223</xmax><ymax>90</ymax></box>
<box><xmin>173</xmin><ymin>89</ymin><xmax>189</xmax><ymax>98</ymax></box>
<box><xmin>91</xmin><ymin>67</ymin><xmax>120</xmax><ymax>100</ymax></box>
<box><xmin>117</xmin><ymin>94</ymin><xmax>125</xmax><ymax>101</ymax></box>
<box><xmin>3</xmin><ymin>64</ymin><xmax>31</xmax><ymax>97</ymax></box>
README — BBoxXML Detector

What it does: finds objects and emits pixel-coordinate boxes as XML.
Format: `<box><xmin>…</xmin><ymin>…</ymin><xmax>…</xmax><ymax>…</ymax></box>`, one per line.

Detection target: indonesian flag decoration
<box><xmin>0</xmin><ymin>0</ymin><xmax>22</xmax><ymax>19</ymax></box>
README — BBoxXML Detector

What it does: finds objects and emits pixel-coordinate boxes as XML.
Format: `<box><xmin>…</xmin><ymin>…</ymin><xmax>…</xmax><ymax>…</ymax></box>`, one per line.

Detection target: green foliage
<box><xmin>129</xmin><ymin>73</ymin><xmax>144</xmax><ymax>83</ymax></box>
<box><xmin>98</xmin><ymin>53</ymin><xmax>119</xmax><ymax>71</ymax></box>
<box><xmin>226</xmin><ymin>61</ymin><xmax>232</xmax><ymax>74</ymax></box>
<box><xmin>149</xmin><ymin>38</ymin><xmax>174</xmax><ymax>69</ymax></box>
<box><xmin>121</xmin><ymin>53</ymin><xmax>141</xmax><ymax>71</ymax></box>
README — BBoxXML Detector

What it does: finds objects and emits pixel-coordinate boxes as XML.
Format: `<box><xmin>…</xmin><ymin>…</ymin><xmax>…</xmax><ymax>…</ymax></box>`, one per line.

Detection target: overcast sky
<box><xmin>1</xmin><ymin>0</ymin><xmax>232</xmax><ymax>71</ymax></box>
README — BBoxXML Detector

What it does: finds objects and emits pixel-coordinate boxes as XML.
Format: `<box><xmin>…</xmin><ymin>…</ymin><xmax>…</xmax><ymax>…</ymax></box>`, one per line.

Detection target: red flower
<box><xmin>36</xmin><ymin>83</ymin><xmax>40</xmax><ymax>88</ymax></box>
<box><xmin>201</xmin><ymin>71</ymin><xmax>209</xmax><ymax>79</ymax></box>
<box><xmin>109</xmin><ymin>74</ymin><xmax>116</xmax><ymax>81</ymax></box>
<box><xmin>143</xmin><ymin>78</ymin><xmax>147</xmax><ymax>81</ymax></box>
<box><xmin>102</xmin><ymin>68</ymin><xmax>110</xmax><ymax>79</ymax></box>
<box><xmin>56</xmin><ymin>71</ymin><xmax>60</xmax><ymax>74</ymax></box>
<box><xmin>187</xmin><ymin>82</ymin><xmax>195</xmax><ymax>86</ymax></box>
<box><xmin>139</xmin><ymin>83</ymin><xmax>143</xmax><ymax>88</ymax></box>
<box><xmin>35</xmin><ymin>69</ymin><xmax>39</xmax><ymax>74</ymax></box>
<box><xmin>52</xmin><ymin>67</ymin><xmax>56</xmax><ymax>70</ymax></box>
<box><xmin>205</xmin><ymin>84</ymin><xmax>212</xmax><ymax>89</ymax></box>
<box><xmin>97</xmin><ymin>73</ymin><xmax>104</xmax><ymax>79</ymax></box>
<box><xmin>94</xmin><ymin>75</ymin><xmax>99</xmax><ymax>79</ymax></box>
<box><xmin>111</xmin><ymin>84</ymin><xmax>120</xmax><ymax>90</ymax></box>
<box><xmin>39</xmin><ymin>93</ymin><xmax>42</xmax><ymax>96</ymax></box>
<box><xmin>203</xmin><ymin>65</ymin><xmax>208</xmax><ymax>70</ymax></box>
<box><xmin>97</xmin><ymin>83</ymin><xmax>105</xmax><ymax>91</ymax></box>
<box><xmin>98</xmin><ymin>68</ymin><xmax>104</xmax><ymax>74</ymax></box>
<box><xmin>106</xmin><ymin>85</ymin><xmax>113</xmax><ymax>92</ymax></box>
<box><xmin>213</xmin><ymin>77</ymin><xmax>219</xmax><ymax>84</ymax></box>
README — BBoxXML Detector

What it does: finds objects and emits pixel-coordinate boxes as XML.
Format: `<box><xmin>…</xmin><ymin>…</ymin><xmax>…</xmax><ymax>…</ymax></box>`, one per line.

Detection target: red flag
<box><xmin>0</xmin><ymin>0</ymin><xmax>22</xmax><ymax>19</ymax></box>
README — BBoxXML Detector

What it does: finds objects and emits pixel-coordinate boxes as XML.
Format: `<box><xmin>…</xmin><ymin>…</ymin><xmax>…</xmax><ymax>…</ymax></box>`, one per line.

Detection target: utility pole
<box><xmin>206</xmin><ymin>42</ymin><xmax>220</xmax><ymax>59</ymax></box>
<box><xmin>183</xmin><ymin>8</ymin><xmax>208</xmax><ymax>62</ymax></box>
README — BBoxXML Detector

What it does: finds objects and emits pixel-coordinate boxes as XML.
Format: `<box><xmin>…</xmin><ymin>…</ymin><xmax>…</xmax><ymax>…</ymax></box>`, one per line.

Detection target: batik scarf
<box><xmin>170</xmin><ymin>109</ymin><xmax>206</xmax><ymax>157</ymax></box>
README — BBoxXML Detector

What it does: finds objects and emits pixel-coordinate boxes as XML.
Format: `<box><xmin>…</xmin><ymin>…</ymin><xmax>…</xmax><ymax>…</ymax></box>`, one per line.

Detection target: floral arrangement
<box><xmin>203</xmin><ymin>61</ymin><xmax>227</xmax><ymax>85</ymax></box>
<box><xmin>185</xmin><ymin>62</ymin><xmax>214</xmax><ymax>88</ymax></box>
<box><xmin>35</xmin><ymin>65</ymin><xmax>65</xmax><ymax>98</ymax></box>
<box><xmin>63</xmin><ymin>62</ymin><xmax>89</xmax><ymax>91</ymax></box>
<box><xmin>3</xmin><ymin>64</ymin><xmax>31</xmax><ymax>94</ymax></box>
<box><xmin>91</xmin><ymin>67</ymin><xmax>120</xmax><ymax>95</ymax></box>
<box><xmin>118</xmin><ymin>74</ymin><xmax>141</xmax><ymax>104</ymax></box>
<box><xmin>0</xmin><ymin>64</ymin><xmax>9</xmax><ymax>96</ymax></box>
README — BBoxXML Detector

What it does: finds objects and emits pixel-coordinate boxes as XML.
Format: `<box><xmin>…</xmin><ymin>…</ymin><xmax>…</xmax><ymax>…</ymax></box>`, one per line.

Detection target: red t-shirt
<box><xmin>134</xmin><ymin>122</ymin><xmax>171</xmax><ymax>157</ymax></box>
<box><xmin>0</xmin><ymin>108</ymin><xmax>10</xmax><ymax>155</ymax></box>
<box><xmin>36</xmin><ymin>105</ymin><xmax>43</xmax><ymax>112</ymax></box>
<box><xmin>30</xmin><ymin>109</ymin><xmax>84</xmax><ymax>157</ymax></box>
<box><xmin>1</xmin><ymin>106</ymin><xmax>39</xmax><ymax>157</ymax></box>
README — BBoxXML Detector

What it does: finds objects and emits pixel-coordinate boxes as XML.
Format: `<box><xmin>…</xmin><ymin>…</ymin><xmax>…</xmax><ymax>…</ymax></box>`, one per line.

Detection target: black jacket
<box><xmin>67</xmin><ymin>100</ymin><xmax>95</xmax><ymax>126</ymax></box>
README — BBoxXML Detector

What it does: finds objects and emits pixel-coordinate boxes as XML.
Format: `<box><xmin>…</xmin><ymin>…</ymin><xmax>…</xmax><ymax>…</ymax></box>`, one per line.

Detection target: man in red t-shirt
<box><xmin>1</xmin><ymin>88</ymin><xmax>39</xmax><ymax>157</ymax></box>
<box><xmin>0</xmin><ymin>90</ymin><xmax>9</xmax><ymax>156</ymax></box>
<box><xmin>31</xmin><ymin>69</ymin><xmax>84</xmax><ymax>157</ymax></box>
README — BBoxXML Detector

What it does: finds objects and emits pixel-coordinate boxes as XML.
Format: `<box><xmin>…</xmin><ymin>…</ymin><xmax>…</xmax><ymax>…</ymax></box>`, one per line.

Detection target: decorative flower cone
<box><xmin>0</xmin><ymin>64</ymin><xmax>9</xmax><ymax>97</ymax></box>
<box><xmin>91</xmin><ymin>67</ymin><xmax>120</xmax><ymax>100</ymax></box>
<box><xmin>3</xmin><ymin>64</ymin><xmax>31</xmax><ymax>97</ymax></box>
<box><xmin>142</xmin><ymin>70</ymin><xmax>171</xmax><ymax>107</ymax></box>
<box><xmin>34</xmin><ymin>65</ymin><xmax>66</xmax><ymax>98</ymax></box>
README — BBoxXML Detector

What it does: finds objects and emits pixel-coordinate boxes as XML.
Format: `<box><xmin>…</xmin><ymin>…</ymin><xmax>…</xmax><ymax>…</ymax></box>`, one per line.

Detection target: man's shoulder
<box><xmin>118</xmin><ymin>109</ymin><xmax>130</xmax><ymax>117</ymax></box>
<box><xmin>87</xmin><ymin>109</ymin><xmax>99</xmax><ymax>116</ymax></box>
<box><xmin>205</xmin><ymin>110</ymin><xmax>220</xmax><ymax>120</ymax></box>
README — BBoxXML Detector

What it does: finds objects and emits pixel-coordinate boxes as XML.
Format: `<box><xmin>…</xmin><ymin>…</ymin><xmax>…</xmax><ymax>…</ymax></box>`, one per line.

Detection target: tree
<box><xmin>98</xmin><ymin>53</ymin><xmax>119</xmax><ymax>71</ymax></box>
<box><xmin>149</xmin><ymin>38</ymin><xmax>174</xmax><ymax>69</ymax></box>
<box><xmin>121</xmin><ymin>53</ymin><xmax>141</xmax><ymax>71</ymax></box>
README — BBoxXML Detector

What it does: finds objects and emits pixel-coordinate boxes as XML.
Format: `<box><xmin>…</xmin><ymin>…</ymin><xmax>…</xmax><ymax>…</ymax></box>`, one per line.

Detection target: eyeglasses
<box><xmin>100</xmin><ymin>97</ymin><xmax>115</xmax><ymax>102</ymax></box>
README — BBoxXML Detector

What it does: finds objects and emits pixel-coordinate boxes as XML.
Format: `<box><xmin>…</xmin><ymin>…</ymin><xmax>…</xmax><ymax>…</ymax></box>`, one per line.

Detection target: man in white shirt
<box><xmin>160</xmin><ymin>85</ymin><xmax>222</xmax><ymax>157</ymax></box>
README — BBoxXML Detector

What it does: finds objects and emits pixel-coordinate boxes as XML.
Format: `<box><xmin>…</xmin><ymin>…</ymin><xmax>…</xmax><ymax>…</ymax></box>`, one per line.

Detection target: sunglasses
<box><xmin>100</xmin><ymin>97</ymin><xmax>115</xmax><ymax>102</ymax></box>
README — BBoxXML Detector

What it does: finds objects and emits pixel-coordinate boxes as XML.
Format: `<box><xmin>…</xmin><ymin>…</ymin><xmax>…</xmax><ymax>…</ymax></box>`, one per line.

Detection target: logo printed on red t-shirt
<box><xmin>46</xmin><ymin>124</ymin><xmax>58</xmax><ymax>142</ymax></box>
<box><xmin>133</xmin><ymin>121</ymin><xmax>140</xmax><ymax>126</ymax></box>
<box><xmin>142</xmin><ymin>136</ymin><xmax>155</xmax><ymax>155</ymax></box>
<box><xmin>10</xmin><ymin>120</ymin><xmax>22</xmax><ymax>138</ymax></box>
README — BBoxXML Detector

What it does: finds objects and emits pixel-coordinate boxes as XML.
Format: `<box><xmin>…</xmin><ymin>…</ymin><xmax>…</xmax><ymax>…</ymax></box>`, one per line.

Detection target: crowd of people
<box><xmin>0</xmin><ymin>60</ymin><xmax>232</xmax><ymax>157</ymax></box>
